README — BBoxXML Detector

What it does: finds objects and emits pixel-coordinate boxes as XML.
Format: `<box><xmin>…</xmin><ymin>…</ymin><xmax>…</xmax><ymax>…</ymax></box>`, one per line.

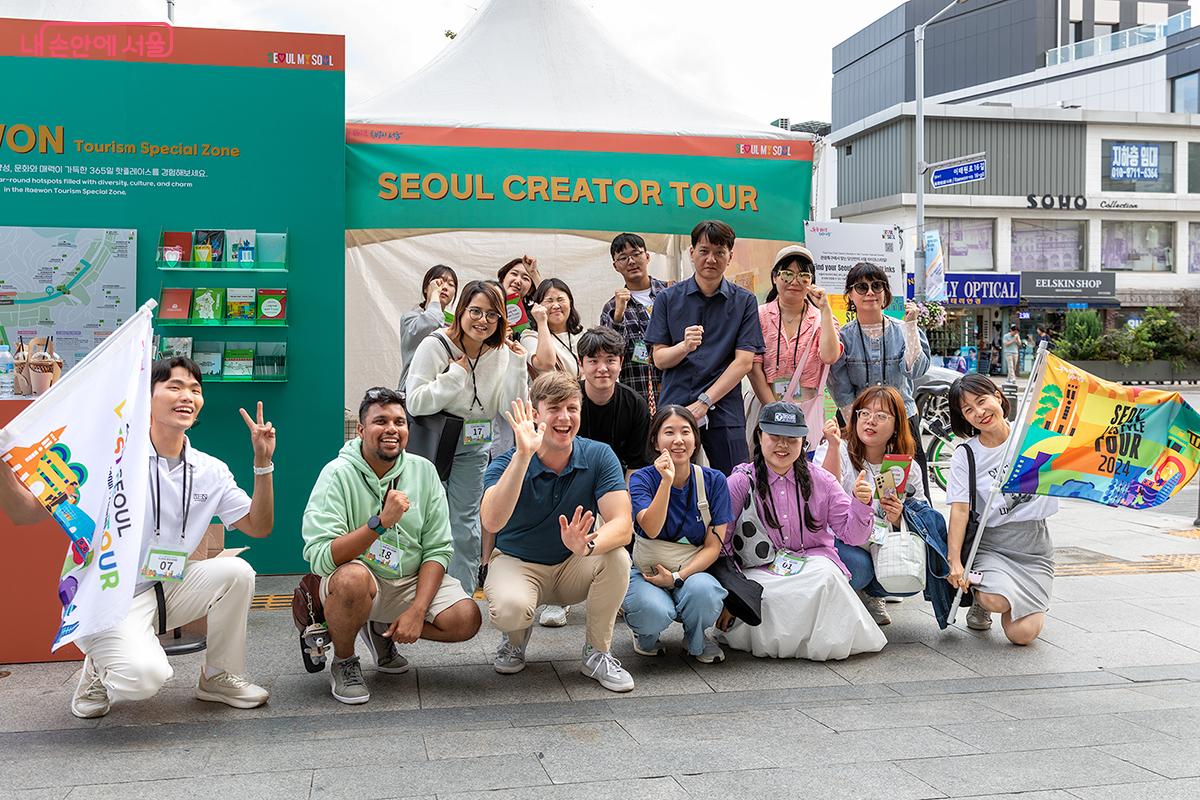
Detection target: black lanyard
<box><xmin>149</xmin><ymin>449</ymin><xmax>191</xmax><ymax>541</ymax></box>
<box><xmin>774</xmin><ymin>305</ymin><xmax>804</xmax><ymax>379</ymax></box>
<box><xmin>856</xmin><ymin>319</ymin><xmax>888</xmax><ymax>387</ymax></box>
<box><xmin>551</xmin><ymin>331</ymin><xmax>580</xmax><ymax>371</ymax></box>
<box><xmin>358</xmin><ymin>469</ymin><xmax>400</xmax><ymax>518</ymax></box>
<box><xmin>463</xmin><ymin>349</ymin><xmax>485</xmax><ymax>412</ymax></box>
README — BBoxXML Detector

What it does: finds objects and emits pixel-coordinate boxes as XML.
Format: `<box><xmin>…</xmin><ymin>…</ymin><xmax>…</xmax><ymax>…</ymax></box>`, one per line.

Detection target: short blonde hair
<box><xmin>530</xmin><ymin>371</ymin><xmax>581</xmax><ymax>407</ymax></box>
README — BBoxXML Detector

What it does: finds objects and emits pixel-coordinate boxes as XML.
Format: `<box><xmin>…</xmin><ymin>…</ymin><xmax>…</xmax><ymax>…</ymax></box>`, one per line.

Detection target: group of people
<box><xmin>0</xmin><ymin>219</ymin><xmax>1060</xmax><ymax>718</ymax></box>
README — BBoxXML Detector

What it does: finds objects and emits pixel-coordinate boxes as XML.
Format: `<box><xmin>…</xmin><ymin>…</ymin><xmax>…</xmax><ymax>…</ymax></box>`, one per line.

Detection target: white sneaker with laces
<box><xmin>71</xmin><ymin>656</ymin><xmax>110</xmax><ymax>719</ymax></box>
<box><xmin>196</xmin><ymin>669</ymin><xmax>270</xmax><ymax>708</ymax></box>
<box><xmin>493</xmin><ymin>628</ymin><xmax>532</xmax><ymax>674</ymax></box>
<box><xmin>538</xmin><ymin>605</ymin><xmax>569</xmax><ymax>627</ymax></box>
<box><xmin>581</xmin><ymin>644</ymin><xmax>634</xmax><ymax>692</ymax></box>
<box><xmin>966</xmin><ymin>599</ymin><xmax>993</xmax><ymax>631</ymax></box>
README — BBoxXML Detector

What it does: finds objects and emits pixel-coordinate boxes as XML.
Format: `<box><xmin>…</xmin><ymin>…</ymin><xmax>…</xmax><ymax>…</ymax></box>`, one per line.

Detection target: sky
<box><xmin>6</xmin><ymin>0</ymin><xmax>906</xmax><ymax>123</ymax></box>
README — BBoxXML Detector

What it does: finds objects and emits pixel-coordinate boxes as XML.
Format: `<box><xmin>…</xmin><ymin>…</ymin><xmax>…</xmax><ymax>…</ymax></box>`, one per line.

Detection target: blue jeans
<box><xmin>835</xmin><ymin>540</ymin><xmax>919</xmax><ymax>599</ymax></box>
<box><xmin>622</xmin><ymin>569</ymin><xmax>726</xmax><ymax>656</ymax></box>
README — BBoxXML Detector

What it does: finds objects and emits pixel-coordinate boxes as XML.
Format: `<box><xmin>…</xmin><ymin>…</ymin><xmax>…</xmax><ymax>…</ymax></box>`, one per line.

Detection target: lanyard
<box><xmin>463</xmin><ymin>349</ymin><xmax>485</xmax><ymax>412</ymax></box>
<box><xmin>551</xmin><ymin>331</ymin><xmax>580</xmax><ymax>371</ymax></box>
<box><xmin>856</xmin><ymin>319</ymin><xmax>888</xmax><ymax>387</ymax></box>
<box><xmin>357</xmin><ymin>470</ymin><xmax>401</xmax><ymax>517</ymax></box>
<box><xmin>774</xmin><ymin>305</ymin><xmax>804</xmax><ymax>379</ymax></box>
<box><xmin>149</xmin><ymin>449</ymin><xmax>191</xmax><ymax>541</ymax></box>
<box><xmin>763</xmin><ymin>471</ymin><xmax>805</xmax><ymax>552</ymax></box>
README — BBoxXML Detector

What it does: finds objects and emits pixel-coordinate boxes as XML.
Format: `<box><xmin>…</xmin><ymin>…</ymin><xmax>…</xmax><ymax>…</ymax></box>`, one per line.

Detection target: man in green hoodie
<box><xmin>302</xmin><ymin>387</ymin><xmax>481</xmax><ymax>704</ymax></box>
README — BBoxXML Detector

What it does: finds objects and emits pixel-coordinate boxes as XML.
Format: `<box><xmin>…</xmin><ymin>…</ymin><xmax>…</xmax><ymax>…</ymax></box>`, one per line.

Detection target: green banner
<box><xmin>347</xmin><ymin>142</ymin><xmax>812</xmax><ymax>240</ymax></box>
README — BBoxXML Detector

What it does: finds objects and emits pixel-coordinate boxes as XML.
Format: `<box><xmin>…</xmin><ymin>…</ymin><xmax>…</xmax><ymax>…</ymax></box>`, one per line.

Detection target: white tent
<box><xmin>343</xmin><ymin>0</ymin><xmax>812</xmax><ymax>408</ymax></box>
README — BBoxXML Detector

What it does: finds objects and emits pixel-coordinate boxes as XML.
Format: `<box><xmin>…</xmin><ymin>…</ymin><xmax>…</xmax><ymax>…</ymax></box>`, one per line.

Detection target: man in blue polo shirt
<box><xmin>645</xmin><ymin>220</ymin><xmax>765</xmax><ymax>474</ymax></box>
<box><xmin>480</xmin><ymin>372</ymin><xmax>635</xmax><ymax>692</ymax></box>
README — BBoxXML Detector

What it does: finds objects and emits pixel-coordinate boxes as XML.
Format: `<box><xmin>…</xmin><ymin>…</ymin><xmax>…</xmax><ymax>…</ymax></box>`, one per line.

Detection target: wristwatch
<box><xmin>672</xmin><ymin>571</ymin><xmax>684</xmax><ymax>589</ymax></box>
<box><xmin>367</xmin><ymin>515</ymin><xmax>387</xmax><ymax>535</ymax></box>
<box><xmin>585</xmin><ymin>539</ymin><xmax>596</xmax><ymax>557</ymax></box>
<box><xmin>697</xmin><ymin>391</ymin><xmax>713</xmax><ymax>407</ymax></box>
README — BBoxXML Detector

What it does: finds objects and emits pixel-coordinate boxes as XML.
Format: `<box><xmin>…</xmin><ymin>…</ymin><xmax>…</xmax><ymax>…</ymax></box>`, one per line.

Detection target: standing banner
<box><xmin>0</xmin><ymin>302</ymin><xmax>154</xmax><ymax>650</ymax></box>
<box><xmin>1002</xmin><ymin>352</ymin><xmax>1200</xmax><ymax>508</ymax></box>
<box><xmin>804</xmin><ymin>221</ymin><xmax>904</xmax><ymax>317</ymax></box>
<box><xmin>923</xmin><ymin>229</ymin><xmax>947</xmax><ymax>302</ymax></box>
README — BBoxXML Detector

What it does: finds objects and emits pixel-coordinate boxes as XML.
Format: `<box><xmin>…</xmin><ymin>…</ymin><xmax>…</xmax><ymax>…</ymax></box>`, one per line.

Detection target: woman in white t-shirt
<box><xmin>944</xmin><ymin>374</ymin><xmax>1058</xmax><ymax>645</ymax></box>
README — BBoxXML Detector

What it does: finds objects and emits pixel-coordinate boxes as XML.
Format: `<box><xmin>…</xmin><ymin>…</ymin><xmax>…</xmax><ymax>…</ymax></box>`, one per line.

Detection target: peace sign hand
<box><xmin>239</xmin><ymin>401</ymin><xmax>276</xmax><ymax>465</ymax></box>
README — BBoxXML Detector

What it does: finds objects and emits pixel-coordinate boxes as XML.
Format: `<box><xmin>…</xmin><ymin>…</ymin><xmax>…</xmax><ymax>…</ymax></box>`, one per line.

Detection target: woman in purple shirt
<box><xmin>717</xmin><ymin>401</ymin><xmax>887</xmax><ymax>660</ymax></box>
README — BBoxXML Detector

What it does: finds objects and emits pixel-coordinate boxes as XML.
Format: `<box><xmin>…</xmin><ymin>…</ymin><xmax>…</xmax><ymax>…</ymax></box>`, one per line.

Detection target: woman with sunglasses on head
<box><xmin>398</xmin><ymin>265</ymin><xmax>458</xmax><ymax>393</ymax></box>
<box><xmin>718</xmin><ymin>402</ymin><xmax>886</xmax><ymax>660</ymax></box>
<box><xmin>406</xmin><ymin>281</ymin><xmax>529</xmax><ymax>596</ymax></box>
<box><xmin>945</xmin><ymin>374</ymin><xmax>1056</xmax><ymax>645</ymax></box>
<box><xmin>814</xmin><ymin>385</ymin><xmax>924</xmax><ymax>626</ymax></box>
<box><xmin>523</xmin><ymin>278</ymin><xmax>584</xmax><ymax>377</ymax></box>
<box><xmin>827</xmin><ymin>261</ymin><xmax>931</xmax><ymax>495</ymax></box>
<box><xmin>747</xmin><ymin>246</ymin><xmax>841</xmax><ymax>452</ymax></box>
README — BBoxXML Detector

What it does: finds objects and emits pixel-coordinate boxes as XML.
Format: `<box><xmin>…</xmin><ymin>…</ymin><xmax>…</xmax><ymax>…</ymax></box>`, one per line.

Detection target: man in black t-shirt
<box><xmin>576</xmin><ymin>327</ymin><xmax>650</xmax><ymax>476</ymax></box>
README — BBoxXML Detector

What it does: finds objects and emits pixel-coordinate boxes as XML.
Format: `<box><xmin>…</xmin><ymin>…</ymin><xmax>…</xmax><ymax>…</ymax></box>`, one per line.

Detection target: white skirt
<box><xmin>718</xmin><ymin>556</ymin><xmax>887</xmax><ymax>661</ymax></box>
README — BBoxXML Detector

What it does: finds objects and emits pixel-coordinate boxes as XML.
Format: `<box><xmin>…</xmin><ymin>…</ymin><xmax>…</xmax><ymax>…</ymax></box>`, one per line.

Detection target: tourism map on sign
<box><xmin>0</xmin><ymin>227</ymin><xmax>137</xmax><ymax>369</ymax></box>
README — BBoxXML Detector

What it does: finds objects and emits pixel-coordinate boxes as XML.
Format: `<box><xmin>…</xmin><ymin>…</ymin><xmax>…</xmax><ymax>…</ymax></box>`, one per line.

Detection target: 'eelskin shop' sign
<box><xmin>1020</xmin><ymin>271</ymin><xmax>1116</xmax><ymax>302</ymax></box>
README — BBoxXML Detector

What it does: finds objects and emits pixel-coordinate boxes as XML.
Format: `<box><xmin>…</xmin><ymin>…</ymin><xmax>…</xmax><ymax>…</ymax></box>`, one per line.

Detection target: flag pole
<box><xmin>947</xmin><ymin>340</ymin><xmax>1050</xmax><ymax>626</ymax></box>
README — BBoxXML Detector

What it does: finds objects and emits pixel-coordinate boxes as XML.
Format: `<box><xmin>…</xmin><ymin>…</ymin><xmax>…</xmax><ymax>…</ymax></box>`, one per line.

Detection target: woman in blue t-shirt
<box><xmin>622</xmin><ymin>406</ymin><xmax>733</xmax><ymax>664</ymax></box>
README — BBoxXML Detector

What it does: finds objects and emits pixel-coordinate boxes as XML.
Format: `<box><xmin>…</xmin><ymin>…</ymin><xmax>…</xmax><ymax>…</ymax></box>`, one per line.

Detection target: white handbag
<box><xmin>870</xmin><ymin>515</ymin><xmax>926</xmax><ymax>594</ymax></box>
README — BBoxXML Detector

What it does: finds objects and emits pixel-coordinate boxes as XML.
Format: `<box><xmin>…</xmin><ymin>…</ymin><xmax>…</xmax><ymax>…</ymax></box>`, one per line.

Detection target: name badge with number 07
<box><xmin>769</xmin><ymin>548</ymin><xmax>807</xmax><ymax>576</ymax></box>
<box><xmin>366</xmin><ymin>536</ymin><xmax>403</xmax><ymax>574</ymax></box>
<box><xmin>463</xmin><ymin>419</ymin><xmax>493</xmax><ymax>446</ymax></box>
<box><xmin>142</xmin><ymin>547</ymin><xmax>189</xmax><ymax>582</ymax></box>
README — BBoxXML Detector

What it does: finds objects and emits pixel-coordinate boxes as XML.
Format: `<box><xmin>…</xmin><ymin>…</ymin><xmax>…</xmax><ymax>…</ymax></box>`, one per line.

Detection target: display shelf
<box><xmin>202</xmin><ymin>374</ymin><xmax>289</xmax><ymax>383</ymax></box>
<box><xmin>156</xmin><ymin>261</ymin><xmax>288</xmax><ymax>272</ymax></box>
<box><xmin>155</xmin><ymin>319</ymin><xmax>288</xmax><ymax>328</ymax></box>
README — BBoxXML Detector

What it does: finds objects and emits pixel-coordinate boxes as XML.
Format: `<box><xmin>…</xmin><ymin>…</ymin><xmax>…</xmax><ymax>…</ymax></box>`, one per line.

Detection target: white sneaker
<box><xmin>630</xmin><ymin>629</ymin><xmax>665</xmax><ymax>657</ymax></box>
<box><xmin>859</xmin><ymin>590</ymin><xmax>892</xmax><ymax>626</ymax></box>
<box><xmin>695</xmin><ymin>635</ymin><xmax>725</xmax><ymax>664</ymax></box>
<box><xmin>196</xmin><ymin>669</ymin><xmax>270</xmax><ymax>709</ymax></box>
<box><xmin>581</xmin><ymin>644</ymin><xmax>634</xmax><ymax>693</ymax></box>
<box><xmin>493</xmin><ymin>628</ymin><xmax>532</xmax><ymax>674</ymax></box>
<box><xmin>71</xmin><ymin>656</ymin><xmax>110</xmax><ymax>719</ymax></box>
<box><xmin>538</xmin><ymin>605</ymin><xmax>569</xmax><ymax>627</ymax></box>
<box><xmin>966</xmin><ymin>599</ymin><xmax>993</xmax><ymax>631</ymax></box>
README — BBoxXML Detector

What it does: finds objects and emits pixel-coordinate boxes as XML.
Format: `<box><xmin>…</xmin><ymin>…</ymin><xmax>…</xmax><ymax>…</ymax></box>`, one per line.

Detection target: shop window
<box><xmin>1101</xmin><ymin>140</ymin><xmax>1175</xmax><ymax>192</ymax></box>
<box><xmin>1173</xmin><ymin>72</ymin><xmax>1199</xmax><ymax>114</ymax></box>
<box><xmin>927</xmin><ymin>218</ymin><xmax>995</xmax><ymax>270</ymax></box>
<box><xmin>1101</xmin><ymin>221</ymin><xmax>1174</xmax><ymax>272</ymax></box>
<box><xmin>1011</xmin><ymin>220</ymin><xmax>1085</xmax><ymax>271</ymax></box>
<box><xmin>1190</xmin><ymin>222</ymin><xmax>1200</xmax><ymax>274</ymax></box>
<box><xmin>1189</xmin><ymin>142</ymin><xmax>1200</xmax><ymax>194</ymax></box>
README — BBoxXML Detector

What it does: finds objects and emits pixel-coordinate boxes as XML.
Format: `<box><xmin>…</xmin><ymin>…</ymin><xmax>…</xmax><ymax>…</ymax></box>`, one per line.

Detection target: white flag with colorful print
<box><xmin>0</xmin><ymin>302</ymin><xmax>154</xmax><ymax>650</ymax></box>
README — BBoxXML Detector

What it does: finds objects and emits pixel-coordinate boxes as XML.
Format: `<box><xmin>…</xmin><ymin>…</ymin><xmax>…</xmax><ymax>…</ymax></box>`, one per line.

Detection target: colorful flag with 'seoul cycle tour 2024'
<box><xmin>0</xmin><ymin>303</ymin><xmax>154</xmax><ymax>650</ymax></box>
<box><xmin>1002</xmin><ymin>352</ymin><xmax>1200</xmax><ymax>509</ymax></box>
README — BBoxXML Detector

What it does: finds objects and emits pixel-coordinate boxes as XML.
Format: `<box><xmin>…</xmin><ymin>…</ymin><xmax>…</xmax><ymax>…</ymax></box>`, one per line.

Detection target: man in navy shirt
<box><xmin>480</xmin><ymin>372</ymin><xmax>636</xmax><ymax>692</ymax></box>
<box><xmin>645</xmin><ymin>220</ymin><xmax>765</xmax><ymax>474</ymax></box>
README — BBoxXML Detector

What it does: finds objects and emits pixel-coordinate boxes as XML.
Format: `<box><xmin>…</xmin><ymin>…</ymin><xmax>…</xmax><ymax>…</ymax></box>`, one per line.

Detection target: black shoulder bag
<box><xmin>406</xmin><ymin>333</ymin><xmax>464</xmax><ymax>482</ymax></box>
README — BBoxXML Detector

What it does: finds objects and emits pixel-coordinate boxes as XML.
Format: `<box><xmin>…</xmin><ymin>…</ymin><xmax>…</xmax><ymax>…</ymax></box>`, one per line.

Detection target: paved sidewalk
<box><xmin>3</xmin><ymin>497</ymin><xmax>1200</xmax><ymax>799</ymax></box>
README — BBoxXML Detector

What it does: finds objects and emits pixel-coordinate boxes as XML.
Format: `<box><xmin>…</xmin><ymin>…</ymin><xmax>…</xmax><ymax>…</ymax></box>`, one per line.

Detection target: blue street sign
<box><xmin>930</xmin><ymin>159</ymin><xmax>987</xmax><ymax>188</ymax></box>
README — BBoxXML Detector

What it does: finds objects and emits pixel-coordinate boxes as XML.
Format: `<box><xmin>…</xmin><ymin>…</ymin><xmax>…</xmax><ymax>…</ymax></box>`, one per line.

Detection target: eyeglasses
<box><xmin>465</xmin><ymin>306</ymin><xmax>502</xmax><ymax>323</ymax></box>
<box><xmin>776</xmin><ymin>269</ymin><xmax>813</xmax><ymax>285</ymax></box>
<box><xmin>855</xmin><ymin>409</ymin><xmax>894</xmax><ymax>424</ymax></box>
<box><xmin>850</xmin><ymin>280</ymin><xmax>888</xmax><ymax>295</ymax></box>
<box><xmin>614</xmin><ymin>250</ymin><xmax>646</xmax><ymax>265</ymax></box>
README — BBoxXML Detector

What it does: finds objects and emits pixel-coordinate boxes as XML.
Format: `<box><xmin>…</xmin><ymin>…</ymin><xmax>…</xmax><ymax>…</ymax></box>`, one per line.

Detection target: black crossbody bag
<box><xmin>406</xmin><ymin>333</ymin><xmax>464</xmax><ymax>482</ymax></box>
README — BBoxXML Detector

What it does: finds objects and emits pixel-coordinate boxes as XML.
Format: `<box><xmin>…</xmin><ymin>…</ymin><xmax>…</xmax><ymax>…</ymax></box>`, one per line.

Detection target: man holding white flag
<box><xmin>0</xmin><ymin>320</ymin><xmax>278</xmax><ymax>717</ymax></box>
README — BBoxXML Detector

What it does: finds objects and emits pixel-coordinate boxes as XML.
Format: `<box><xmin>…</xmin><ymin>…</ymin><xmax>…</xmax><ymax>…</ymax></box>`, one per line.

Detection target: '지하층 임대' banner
<box><xmin>1002</xmin><ymin>352</ymin><xmax>1200</xmax><ymax>508</ymax></box>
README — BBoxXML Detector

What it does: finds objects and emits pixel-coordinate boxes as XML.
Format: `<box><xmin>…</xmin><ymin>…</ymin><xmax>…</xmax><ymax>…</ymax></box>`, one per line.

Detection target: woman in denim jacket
<box><xmin>827</xmin><ymin>261</ymin><xmax>932</xmax><ymax>494</ymax></box>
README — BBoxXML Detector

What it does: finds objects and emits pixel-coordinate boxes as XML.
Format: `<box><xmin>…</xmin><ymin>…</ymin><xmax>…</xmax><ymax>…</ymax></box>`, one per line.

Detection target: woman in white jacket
<box><xmin>406</xmin><ymin>281</ymin><xmax>528</xmax><ymax>594</ymax></box>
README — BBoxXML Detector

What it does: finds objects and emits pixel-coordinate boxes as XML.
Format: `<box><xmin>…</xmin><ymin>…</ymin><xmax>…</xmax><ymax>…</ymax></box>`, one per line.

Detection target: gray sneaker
<box><xmin>859</xmin><ymin>590</ymin><xmax>892</xmax><ymax>626</ymax></box>
<box><xmin>71</xmin><ymin>656</ymin><xmax>110</xmax><ymax>719</ymax></box>
<box><xmin>581</xmin><ymin>645</ymin><xmax>634</xmax><ymax>692</ymax></box>
<box><xmin>330</xmin><ymin>655</ymin><xmax>371</xmax><ymax>705</ymax></box>
<box><xmin>358</xmin><ymin>622</ymin><xmax>411</xmax><ymax>674</ymax></box>
<box><xmin>493</xmin><ymin>628</ymin><xmax>531</xmax><ymax>674</ymax></box>
<box><xmin>966</xmin><ymin>599</ymin><xmax>993</xmax><ymax>631</ymax></box>
<box><xmin>538</xmin><ymin>604</ymin><xmax>569</xmax><ymax>627</ymax></box>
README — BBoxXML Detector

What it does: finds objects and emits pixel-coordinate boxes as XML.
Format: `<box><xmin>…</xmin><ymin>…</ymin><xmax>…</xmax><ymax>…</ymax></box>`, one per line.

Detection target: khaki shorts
<box><xmin>320</xmin><ymin>563</ymin><xmax>471</xmax><ymax>624</ymax></box>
